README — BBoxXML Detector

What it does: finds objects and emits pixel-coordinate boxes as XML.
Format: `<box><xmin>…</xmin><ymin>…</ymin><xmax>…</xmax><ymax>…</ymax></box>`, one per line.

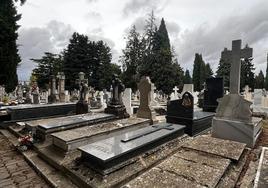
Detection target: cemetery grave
<box><xmin>166</xmin><ymin>91</ymin><xmax>215</xmax><ymax>136</ymax></box>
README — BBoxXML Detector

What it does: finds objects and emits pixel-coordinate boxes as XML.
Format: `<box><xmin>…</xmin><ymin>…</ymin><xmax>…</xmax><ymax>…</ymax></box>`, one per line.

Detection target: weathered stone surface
<box><xmin>183</xmin><ymin>135</ymin><xmax>246</xmax><ymax>161</ymax></box>
<box><xmin>124</xmin><ymin>167</ymin><xmax>206</xmax><ymax>188</ymax></box>
<box><xmin>254</xmin><ymin>147</ymin><xmax>268</xmax><ymax>188</ymax></box>
<box><xmin>212</xmin><ymin>117</ymin><xmax>262</xmax><ymax>148</ymax></box>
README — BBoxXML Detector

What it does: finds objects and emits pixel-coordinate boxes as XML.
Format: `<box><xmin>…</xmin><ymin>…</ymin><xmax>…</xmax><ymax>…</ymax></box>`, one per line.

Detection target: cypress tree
<box><xmin>0</xmin><ymin>0</ymin><xmax>25</xmax><ymax>92</ymax></box>
<box><xmin>216</xmin><ymin>58</ymin><xmax>231</xmax><ymax>88</ymax></box>
<box><xmin>184</xmin><ymin>69</ymin><xmax>192</xmax><ymax>84</ymax></box>
<box><xmin>192</xmin><ymin>54</ymin><xmax>201</xmax><ymax>91</ymax></box>
<box><xmin>255</xmin><ymin>70</ymin><xmax>265</xmax><ymax>89</ymax></box>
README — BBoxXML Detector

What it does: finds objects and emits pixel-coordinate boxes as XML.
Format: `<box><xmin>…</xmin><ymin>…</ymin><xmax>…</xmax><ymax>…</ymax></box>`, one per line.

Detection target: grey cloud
<box><xmin>123</xmin><ymin>0</ymin><xmax>168</xmax><ymax>17</ymax></box>
<box><xmin>176</xmin><ymin>0</ymin><xmax>268</xmax><ymax>74</ymax></box>
<box><xmin>17</xmin><ymin>20</ymin><xmax>74</xmax><ymax>80</ymax></box>
<box><xmin>84</xmin><ymin>11</ymin><xmax>102</xmax><ymax>21</ymax></box>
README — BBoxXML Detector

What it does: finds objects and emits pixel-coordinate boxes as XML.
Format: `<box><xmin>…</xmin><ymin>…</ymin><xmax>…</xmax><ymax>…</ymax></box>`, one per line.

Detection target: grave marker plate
<box><xmin>79</xmin><ymin>123</ymin><xmax>185</xmax><ymax>174</ymax></box>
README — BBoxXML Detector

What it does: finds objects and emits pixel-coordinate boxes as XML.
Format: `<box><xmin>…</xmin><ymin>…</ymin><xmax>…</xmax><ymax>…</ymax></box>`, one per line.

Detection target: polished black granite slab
<box><xmin>4</xmin><ymin>103</ymin><xmax>76</xmax><ymax>122</ymax></box>
<box><xmin>166</xmin><ymin>92</ymin><xmax>215</xmax><ymax>136</ymax></box>
<box><xmin>78</xmin><ymin>123</ymin><xmax>185</xmax><ymax>175</ymax></box>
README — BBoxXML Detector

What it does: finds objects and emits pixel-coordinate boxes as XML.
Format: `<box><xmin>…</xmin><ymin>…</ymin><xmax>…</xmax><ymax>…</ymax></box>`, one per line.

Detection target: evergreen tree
<box><xmin>184</xmin><ymin>69</ymin><xmax>192</xmax><ymax>84</ymax></box>
<box><xmin>255</xmin><ymin>70</ymin><xmax>265</xmax><ymax>89</ymax></box>
<box><xmin>150</xmin><ymin>18</ymin><xmax>175</xmax><ymax>94</ymax></box>
<box><xmin>192</xmin><ymin>54</ymin><xmax>202</xmax><ymax>91</ymax></box>
<box><xmin>121</xmin><ymin>25</ymin><xmax>144</xmax><ymax>92</ymax></box>
<box><xmin>216</xmin><ymin>58</ymin><xmax>231</xmax><ymax>88</ymax></box>
<box><xmin>139</xmin><ymin>11</ymin><xmax>157</xmax><ymax>76</ymax></box>
<box><xmin>265</xmin><ymin>53</ymin><xmax>268</xmax><ymax>90</ymax></box>
<box><xmin>205</xmin><ymin>63</ymin><xmax>213</xmax><ymax>78</ymax></box>
<box><xmin>31</xmin><ymin>52</ymin><xmax>63</xmax><ymax>89</ymax></box>
<box><xmin>0</xmin><ymin>0</ymin><xmax>25</xmax><ymax>92</ymax></box>
<box><xmin>240</xmin><ymin>57</ymin><xmax>255</xmax><ymax>90</ymax></box>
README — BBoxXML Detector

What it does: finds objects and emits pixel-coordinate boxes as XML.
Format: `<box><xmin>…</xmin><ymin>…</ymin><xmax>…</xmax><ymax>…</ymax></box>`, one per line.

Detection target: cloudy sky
<box><xmin>16</xmin><ymin>0</ymin><xmax>268</xmax><ymax>81</ymax></box>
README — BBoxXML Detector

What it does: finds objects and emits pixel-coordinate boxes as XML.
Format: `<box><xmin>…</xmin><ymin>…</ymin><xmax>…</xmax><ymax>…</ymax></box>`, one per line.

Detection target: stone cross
<box><xmin>230</xmin><ymin>40</ymin><xmax>253</xmax><ymax>94</ymax></box>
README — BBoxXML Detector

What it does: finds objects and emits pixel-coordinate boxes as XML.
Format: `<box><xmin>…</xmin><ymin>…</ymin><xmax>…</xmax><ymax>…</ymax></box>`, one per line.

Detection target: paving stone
<box><xmin>125</xmin><ymin>167</ymin><xmax>206</xmax><ymax>188</ymax></box>
<box><xmin>183</xmin><ymin>135</ymin><xmax>246</xmax><ymax>161</ymax></box>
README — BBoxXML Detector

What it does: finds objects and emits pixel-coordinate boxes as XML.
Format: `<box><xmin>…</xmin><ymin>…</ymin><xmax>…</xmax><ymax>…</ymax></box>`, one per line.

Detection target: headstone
<box><xmin>166</xmin><ymin>91</ymin><xmax>214</xmax><ymax>136</ymax></box>
<box><xmin>76</xmin><ymin>82</ymin><xmax>89</xmax><ymax>114</ymax></box>
<box><xmin>150</xmin><ymin>83</ymin><xmax>158</xmax><ymax>106</ymax></box>
<box><xmin>182</xmin><ymin>84</ymin><xmax>194</xmax><ymax>95</ymax></box>
<box><xmin>123</xmin><ymin>88</ymin><xmax>132</xmax><ymax>115</ymax></box>
<box><xmin>212</xmin><ymin>39</ymin><xmax>262</xmax><ymax>147</ymax></box>
<box><xmin>137</xmin><ymin>76</ymin><xmax>155</xmax><ymax>123</ymax></box>
<box><xmin>16</xmin><ymin>83</ymin><xmax>24</xmax><ymax>104</ymax></box>
<box><xmin>171</xmin><ymin>86</ymin><xmax>179</xmax><ymax>100</ymax></box>
<box><xmin>0</xmin><ymin>86</ymin><xmax>5</xmax><ymax>102</ymax></box>
<box><xmin>31</xmin><ymin>82</ymin><xmax>40</xmax><ymax>104</ymax></box>
<box><xmin>254</xmin><ymin>89</ymin><xmax>262</xmax><ymax>106</ymax></box>
<box><xmin>48</xmin><ymin>75</ymin><xmax>58</xmax><ymax>103</ymax></box>
<box><xmin>98</xmin><ymin>91</ymin><xmax>105</xmax><ymax>108</ymax></box>
<box><xmin>203</xmin><ymin>77</ymin><xmax>224</xmax><ymax>112</ymax></box>
<box><xmin>57</xmin><ymin>72</ymin><xmax>66</xmax><ymax>103</ymax></box>
<box><xmin>104</xmin><ymin>74</ymin><xmax>129</xmax><ymax>118</ymax></box>
<box><xmin>78</xmin><ymin>123</ymin><xmax>185</xmax><ymax>175</ymax></box>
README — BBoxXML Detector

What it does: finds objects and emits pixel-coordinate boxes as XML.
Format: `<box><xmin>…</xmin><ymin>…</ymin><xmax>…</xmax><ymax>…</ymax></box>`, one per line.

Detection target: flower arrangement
<box><xmin>18</xmin><ymin>134</ymin><xmax>34</xmax><ymax>151</ymax></box>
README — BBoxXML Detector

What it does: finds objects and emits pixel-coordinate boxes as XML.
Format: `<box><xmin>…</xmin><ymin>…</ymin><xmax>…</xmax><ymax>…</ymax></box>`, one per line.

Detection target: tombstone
<box><xmin>57</xmin><ymin>72</ymin><xmax>66</xmax><ymax>103</ymax></box>
<box><xmin>76</xmin><ymin>81</ymin><xmax>89</xmax><ymax>114</ymax></box>
<box><xmin>137</xmin><ymin>76</ymin><xmax>155</xmax><ymax>123</ymax></box>
<box><xmin>98</xmin><ymin>91</ymin><xmax>105</xmax><ymax>108</ymax></box>
<box><xmin>104</xmin><ymin>74</ymin><xmax>129</xmax><ymax>118</ymax></box>
<box><xmin>170</xmin><ymin>86</ymin><xmax>179</xmax><ymax>100</ymax></box>
<box><xmin>181</xmin><ymin>84</ymin><xmax>194</xmax><ymax>95</ymax></box>
<box><xmin>150</xmin><ymin>83</ymin><xmax>158</xmax><ymax>106</ymax></box>
<box><xmin>122</xmin><ymin>88</ymin><xmax>132</xmax><ymax>115</ymax></box>
<box><xmin>48</xmin><ymin>75</ymin><xmax>58</xmax><ymax>103</ymax></box>
<box><xmin>212</xmin><ymin>40</ymin><xmax>262</xmax><ymax>147</ymax></box>
<box><xmin>254</xmin><ymin>89</ymin><xmax>263</xmax><ymax>106</ymax></box>
<box><xmin>0</xmin><ymin>86</ymin><xmax>5</xmax><ymax>102</ymax></box>
<box><xmin>203</xmin><ymin>77</ymin><xmax>224</xmax><ymax>112</ymax></box>
<box><xmin>31</xmin><ymin>83</ymin><xmax>40</xmax><ymax>104</ymax></box>
<box><xmin>16</xmin><ymin>83</ymin><xmax>24</xmax><ymax>104</ymax></box>
<box><xmin>166</xmin><ymin>91</ymin><xmax>214</xmax><ymax>136</ymax></box>
<box><xmin>78</xmin><ymin>123</ymin><xmax>185</xmax><ymax>175</ymax></box>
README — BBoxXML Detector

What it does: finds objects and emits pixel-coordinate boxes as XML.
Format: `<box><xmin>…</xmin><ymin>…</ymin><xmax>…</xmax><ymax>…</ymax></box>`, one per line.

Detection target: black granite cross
<box><xmin>121</xmin><ymin>124</ymin><xmax>174</xmax><ymax>143</ymax></box>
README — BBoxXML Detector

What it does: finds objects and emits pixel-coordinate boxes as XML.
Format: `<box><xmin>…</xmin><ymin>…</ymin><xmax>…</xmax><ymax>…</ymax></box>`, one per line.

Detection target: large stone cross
<box><xmin>230</xmin><ymin>40</ymin><xmax>253</xmax><ymax>94</ymax></box>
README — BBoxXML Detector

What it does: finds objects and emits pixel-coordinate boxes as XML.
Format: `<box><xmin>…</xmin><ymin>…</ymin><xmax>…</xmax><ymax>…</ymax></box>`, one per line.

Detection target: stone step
<box><xmin>254</xmin><ymin>147</ymin><xmax>268</xmax><ymax>188</ymax></box>
<box><xmin>51</xmin><ymin>117</ymin><xmax>150</xmax><ymax>152</ymax></box>
<box><xmin>0</xmin><ymin>129</ymin><xmax>78</xmax><ymax>188</ymax></box>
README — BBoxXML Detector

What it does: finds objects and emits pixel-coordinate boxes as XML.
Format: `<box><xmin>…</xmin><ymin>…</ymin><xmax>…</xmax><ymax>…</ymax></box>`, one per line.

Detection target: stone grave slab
<box><xmin>166</xmin><ymin>92</ymin><xmax>215</xmax><ymax>136</ymax></box>
<box><xmin>126</xmin><ymin>148</ymin><xmax>231</xmax><ymax>188</ymax></box>
<box><xmin>78</xmin><ymin>123</ymin><xmax>185</xmax><ymax>175</ymax></box>
<box><xmin>182</xmin><ymin>135</ymin><xmax>246</xmax><ymax>161</ymax></box>
<box><xmin>51</xmin><ymin>117</ymin><xmax>150</xmax><ymax>152</ymax></box>
<box><xmin>3</xmin><ymin>103</ymin><xmax>76</xmax><ymax>122</ymax></box>
<box><xmin>254</xmin><ymin>147</ymin><xmax>268</xmax><ymax>188</ymax></box>
<box><xmin>34</xmin><ymin>113</ymin><xmax>116</xmax><ymax>140</ymax></box>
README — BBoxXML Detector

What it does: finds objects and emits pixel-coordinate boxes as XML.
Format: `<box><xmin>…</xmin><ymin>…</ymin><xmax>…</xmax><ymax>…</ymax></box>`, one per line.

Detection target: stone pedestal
<box><xmin>212</xmin><ymin>117</ymin><xmax>262</xmax><ymax>148</ymax></box>
<box><xmin>76</xmin><ymin>100</ymin><xmax>89</xmax><ymax>114</ymax></box>
<box><xmin>104</xmin><ymin>104</ymin><xmax>129</xmax><ymax>118</ymax></box>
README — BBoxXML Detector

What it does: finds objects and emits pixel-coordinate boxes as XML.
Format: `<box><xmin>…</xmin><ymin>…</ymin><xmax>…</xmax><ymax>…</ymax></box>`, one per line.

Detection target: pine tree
<box><xmin>0</xmin><ymin>0</ymin><xmax>25</xmax><ymax>92</ymax></box>
<box><xmin>184</xmin><ymin>69</ymin><xmax>192</xmax><ymax>84</ymax></box>
<box><xmin>121</xmin><ymin>25</ymin><xmax>144</xmax><ymax>92</ymax></box>
<box><xmin>63</xmin><ymin>32</ymin><xmax>93</xmax><ymax>89</ymax></box>
<box><xmin>31</xmin><ymin>52</ymin><xmax>63</xmax><ymax>89</ymax></box>
<box><xmin>255</xmin><ymin>70</ymin><xmax>265</xmax><ymax>89</ymax></box>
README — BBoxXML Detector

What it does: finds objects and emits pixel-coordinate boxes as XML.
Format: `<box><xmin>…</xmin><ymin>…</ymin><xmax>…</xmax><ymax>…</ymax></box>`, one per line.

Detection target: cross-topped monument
<box><xmin>229</xmin><ymin>40</ymin><xmax>252</xmax><ymax>94</ymax></box>
<box><xmin>212</xmin><ymin>39</ymin><xmax>261</xmax><ymax>148</ymax></box>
